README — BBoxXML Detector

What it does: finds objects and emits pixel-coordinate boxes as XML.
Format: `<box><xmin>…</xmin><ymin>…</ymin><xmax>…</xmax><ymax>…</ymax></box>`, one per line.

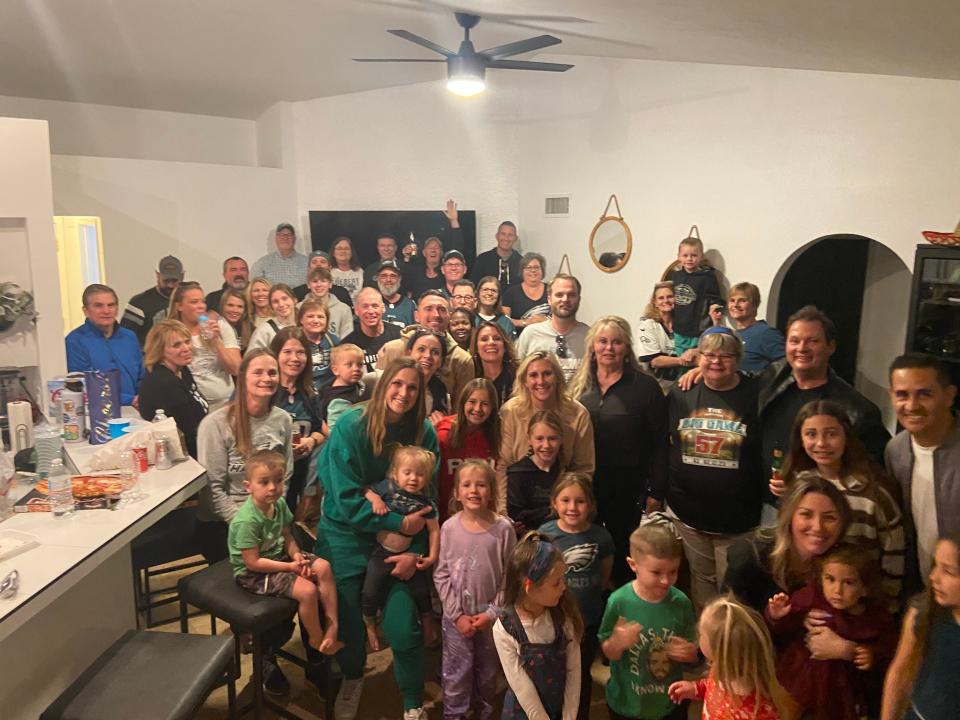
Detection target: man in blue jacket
<box><xmin>66</xmin><ymin>284</ymin><xmax>144</xmax><ymax>406</ymax></box>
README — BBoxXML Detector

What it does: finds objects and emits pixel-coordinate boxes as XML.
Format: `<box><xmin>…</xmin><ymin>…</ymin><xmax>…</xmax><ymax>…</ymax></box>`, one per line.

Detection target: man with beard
<box><xmin>121</xmin><ymin>255</ymin><xmax>184</xmax><ymax>346</ymax></box>
<box><xmin>340</xmin><ymin>287</ymin><xmax>401</xmax><ymax>372</ymax></box>
<box><xmin>377</xmin><ymin>289</ymin><xmax>474</xmax><ymax>410</ymax></box>
<box><xmin>376</xmin><ymin>259</ymin><xmax>415</xmax><ymax>328</ymax></box>
<box><xmin>885</xmin><ymin>352</ymin><xmax>960</xmax><ymax>591</ymax></box>
<box><xmin>205</xmin><ymin>256</ymin><xmax>249</xmax><ymax>313</ymax></box>
<box><xmin>514</xmin><ymin>274</ymin><xmax>589</xmax><ymax>380</ymax></box>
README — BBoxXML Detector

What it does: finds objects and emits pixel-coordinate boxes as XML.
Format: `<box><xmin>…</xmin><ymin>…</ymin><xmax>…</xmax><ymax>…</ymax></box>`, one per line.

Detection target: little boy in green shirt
<box><xmin>228</xmin><ymin>449</ymin><xmax>343</xmax><ymax>654</ymax></box>
<box><xmin>599</xmin><ymin>522</ymin><xmax>697</xmax><ymax>720</ymax></box>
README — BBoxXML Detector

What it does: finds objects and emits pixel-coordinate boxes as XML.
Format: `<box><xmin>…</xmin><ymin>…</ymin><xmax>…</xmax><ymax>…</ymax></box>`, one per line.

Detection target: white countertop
<box><xmin>0</xmin><ymin>433</ymin><xmax>206</xmax><ymax>642</ymax></box>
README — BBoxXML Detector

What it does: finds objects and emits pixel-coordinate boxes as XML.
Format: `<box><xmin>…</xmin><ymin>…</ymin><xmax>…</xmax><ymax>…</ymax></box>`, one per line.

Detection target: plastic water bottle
<box><xmin>152</xmin><ymin>409</ymin><xmax>168</xmax><ymax>423</ymax></box>
<box><xmin>197</xmin><ymin>314</ymin><xmax>214</xmax><ymax>340</ymax></box>
<box><xmin>48</xmin><ymin>459</ymin><xmax>74</xmax><ymax>517</ymax></box>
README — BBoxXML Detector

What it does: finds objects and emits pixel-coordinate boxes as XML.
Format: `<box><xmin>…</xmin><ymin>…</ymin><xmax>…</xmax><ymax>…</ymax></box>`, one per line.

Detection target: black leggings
<box><xmin>594</xmin><ymin>469</ymin><xmax>646</xmax><ymax>585</ymax></box>
<box><xmin>360</xmin><ymin>543</ymin><xmax>431</xmax><ymax>619</ymax></box>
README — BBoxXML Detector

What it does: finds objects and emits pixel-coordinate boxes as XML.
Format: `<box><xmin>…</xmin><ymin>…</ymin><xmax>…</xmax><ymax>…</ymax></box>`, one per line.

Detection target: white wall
<box><xmin>293</xmin><ymin>81</ymin><xmax>522</xmax><ymax>252</ymax></box>
<box><xmin>51</xmin><ymin>155</ymin><xmax>298</xmax><ymax>307</ymax></box>
<box><xmin>290</xmin><ymin>57</ymin><xmax>960</xmax><ymax>350</ymax></box>
<box><xmin>0</xmin><ymin>118</ymin><xmax>64</xmax><ymax>405</ymax></box>
<box><xmin>0</xmin><ymin>94</ymin><xmax>257</xmax><ymax>166</ymax></box>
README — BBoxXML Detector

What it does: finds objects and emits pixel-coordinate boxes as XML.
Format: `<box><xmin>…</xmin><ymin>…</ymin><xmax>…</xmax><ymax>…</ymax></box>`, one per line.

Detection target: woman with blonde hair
<box><xmin>572</xmin><ymin>315</ymin><xmax>668</xmax><ymax>584</ymax></box>
<box><xmin>167</xmin><ymin>281</ymin><xmax>240</xmax><ymax>410</ymax></box>
<box><xmin>138</xmin><ymin>319</ymin><xmax>209</xmax><ymax>458</ymax></box>
<box><xmin>500</xmin><ymin>350</ymin><xmax>594</xmax><ymax>477</ymax></box>
<box><xmin>636</xmin><ymin>281</ymin><xmax>697</xmax><ymax>384</ymax></box>
<box><xmin>245</xmin><ymin>276</ymin><xmax>274</xmax><ymax>327</ymax></box>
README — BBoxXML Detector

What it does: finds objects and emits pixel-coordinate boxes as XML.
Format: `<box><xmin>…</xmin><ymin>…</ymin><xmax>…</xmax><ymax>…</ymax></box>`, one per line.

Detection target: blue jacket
<box><xmin>65</xmin><ymin>320</ymin><xmax>145</xmax><ymax>404</ymax></box>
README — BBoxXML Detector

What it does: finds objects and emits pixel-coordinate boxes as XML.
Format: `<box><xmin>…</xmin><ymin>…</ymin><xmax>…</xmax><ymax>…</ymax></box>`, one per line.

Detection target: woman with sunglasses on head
<box><xmin>499</xmin><ymin>351</ymin><xmax>594</xmax><ymax>513</ymax></box>
<box><xmin>167</xmin><ymin>281</ymin><xmax>241</xmax><ymax>411</ymax></box>
<box><xmin>666</xmin><ymin>326</ymin><xmax>763</xmax><ymax>613</ymax></box>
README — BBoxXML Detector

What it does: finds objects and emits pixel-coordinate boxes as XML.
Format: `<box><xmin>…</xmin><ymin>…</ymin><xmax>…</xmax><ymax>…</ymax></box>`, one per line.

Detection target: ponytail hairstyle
<box><xmin>450</xmin><ymin>378</ymin><xmax>500</xmax><ymax>458</ymax></box>
<box><xmin>502</xmin><ymin>531</ymin><xmax>583</xmax><ymax>642</ymax></box>
<box><xmin>699</xmin><ymin>595</ymin><xmax>790</xmax><ymax>718</ymax></box>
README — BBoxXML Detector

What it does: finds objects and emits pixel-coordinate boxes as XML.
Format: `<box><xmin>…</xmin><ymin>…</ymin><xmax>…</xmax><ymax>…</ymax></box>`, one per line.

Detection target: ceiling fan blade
<box><xmin>480</xmin><ymin>35</ymin><xmax>561</xmax><ymax>60</ymax></box>
<box><xmin>353</xmin><ymin>58</ymin><xmax>446</xmax><ymax>62</ymax></box>
<box><xmin>387</xmin><ymin>29</ymin><xmax>456</xmax><ymax>57</ymax></box>
<box><xmin>486</xmin><ymin>59</ymin><xmax>573</xmax><ymax>72</ymax></box>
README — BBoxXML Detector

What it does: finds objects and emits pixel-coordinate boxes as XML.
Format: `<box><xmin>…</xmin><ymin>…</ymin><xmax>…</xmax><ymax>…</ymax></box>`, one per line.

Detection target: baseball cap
<box><xmin>276</xmin><ymin>223</ymin><xmax>296</xmax><ymax>235</ymax></box>
<box><xmin>309</xmin><ymin>250</ymin><xmax>331</xmax><ymax>262</ymax></box>
<box><xmin>442</xmin><ymin>249</ymin><xmax>466</xmax><ymax>265</ymax></box>
<box><xmin>376</xmin><ymin>259</ymin><xmax>401</xmax><ymax>275</ymax></box>
<box><xmin>157</xmin><ymin>256</ymin><xmax>183</xmax><ymax>279</ymax></box>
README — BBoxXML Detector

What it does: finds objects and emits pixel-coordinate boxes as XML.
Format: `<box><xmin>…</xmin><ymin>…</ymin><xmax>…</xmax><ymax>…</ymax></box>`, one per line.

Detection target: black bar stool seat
<box><xmin>41</xmin><ymin>629</ymin><xmax>235</xmax><ymax>720</ymax></box>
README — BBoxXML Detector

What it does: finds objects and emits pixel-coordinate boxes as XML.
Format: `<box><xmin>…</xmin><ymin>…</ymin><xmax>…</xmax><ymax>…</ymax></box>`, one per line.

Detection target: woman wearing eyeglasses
<box><xmin>666</xmin><ymin>326</ymin><xmax>763</xmax><ymax>613</ymax></box>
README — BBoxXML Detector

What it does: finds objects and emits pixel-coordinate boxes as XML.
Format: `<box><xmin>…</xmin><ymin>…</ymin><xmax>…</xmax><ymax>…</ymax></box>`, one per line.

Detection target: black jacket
<box><xmin>758</xmin><ymin>359</ymin><xmax>890</xmax><ymax>463</ymax></box>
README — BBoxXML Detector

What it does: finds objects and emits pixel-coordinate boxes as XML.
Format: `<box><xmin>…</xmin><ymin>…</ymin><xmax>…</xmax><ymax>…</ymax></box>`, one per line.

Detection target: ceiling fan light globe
<box><xmin>446</xmin><ymin>76</ymin><xmax>486</xmax><ymax>96</ymax></box>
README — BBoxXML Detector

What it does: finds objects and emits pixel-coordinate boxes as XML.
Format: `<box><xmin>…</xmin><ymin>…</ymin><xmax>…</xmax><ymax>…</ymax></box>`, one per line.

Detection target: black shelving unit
<box><xmin>905</xmin><ymin>244</ymin><xmax>960</xmax><ymax>391</ymax></box>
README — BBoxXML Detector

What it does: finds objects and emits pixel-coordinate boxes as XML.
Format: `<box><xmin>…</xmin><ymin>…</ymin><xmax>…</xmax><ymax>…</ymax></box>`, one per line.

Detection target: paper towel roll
<box><xmin>7</xmin><ymin>400</ymin><xmax>33</xmax><ymax>453</ymax></box>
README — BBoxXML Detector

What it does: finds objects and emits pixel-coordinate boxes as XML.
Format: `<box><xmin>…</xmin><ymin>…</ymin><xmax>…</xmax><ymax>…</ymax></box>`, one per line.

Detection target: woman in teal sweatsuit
<box><xmin>314</xmin><ymin>357</ymin><xmax>439</xmax><ymax>718</ymax></box>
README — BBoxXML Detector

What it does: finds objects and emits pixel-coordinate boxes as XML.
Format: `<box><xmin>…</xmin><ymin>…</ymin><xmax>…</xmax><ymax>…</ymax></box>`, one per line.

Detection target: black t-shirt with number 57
<box><xmin>666</xmin><ymin>374</ymin><xmax>763</xmax><ymax>534</ymax></box>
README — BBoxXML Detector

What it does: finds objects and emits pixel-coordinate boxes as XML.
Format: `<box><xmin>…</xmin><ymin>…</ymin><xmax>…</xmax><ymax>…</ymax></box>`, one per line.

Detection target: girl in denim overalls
<box><xmin>493</xmin><ymin>532</ymin><xmax>584</xmax><ymax>720</ymax></box>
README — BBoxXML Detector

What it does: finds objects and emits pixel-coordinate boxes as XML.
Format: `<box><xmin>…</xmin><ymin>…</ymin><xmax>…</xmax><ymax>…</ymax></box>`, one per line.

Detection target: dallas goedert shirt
<box><xmin>666</xmin><ymin>375</ymin><xmax>763</xmax><ymax>533</ymax></box>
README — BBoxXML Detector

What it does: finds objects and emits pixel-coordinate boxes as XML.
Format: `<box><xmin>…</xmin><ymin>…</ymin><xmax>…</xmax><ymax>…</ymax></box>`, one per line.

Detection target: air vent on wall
<box><xmin>544</xmin><ymin>195</ymin><xmax>570</xmax><ymax>217</ymax></box>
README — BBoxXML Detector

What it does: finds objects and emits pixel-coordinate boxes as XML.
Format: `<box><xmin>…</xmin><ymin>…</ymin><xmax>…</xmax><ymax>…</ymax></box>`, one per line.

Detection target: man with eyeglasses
<box><xmin>515</xmin><ymin>274</ymin><xmax>589</xmax><ymax>380</ymax></box>
<box><xmin>450</xmin><ymin>280</ymin><xmax>478</xmax><ymax>314</ymax></box>
<box><xmin>470</xmin><ymin>221</ymin><xmax>522</xmax><ymax>288</ymax></box>
<box><xmin>121</xmin><ymin>255</ymin><xmax>184</xmax><ymax>347</ymax></box>
<box><xmin>439</xmin><ymin>249</ymin><xmax>468</xmax><ymax>299</ymax></box>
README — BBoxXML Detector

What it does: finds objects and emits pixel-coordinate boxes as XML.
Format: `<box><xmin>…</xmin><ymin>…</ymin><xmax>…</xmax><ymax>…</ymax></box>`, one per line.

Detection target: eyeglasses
<box><xmin>452</xmin><ymin>294</ymin><xmax>476</xmax><ymax>303</ymax></box>
<box><xmin>555</xmin><ymin>334</ymin><xmax>569</xmax><ymax>359</ymax></box>
<box><xmin>701</xmin><ymin>352</ymin><xmax>736</xmax><ymax>363</ymax></box>
<box><xmin>444</xmin><ymin>262</ymin><xmax>465</xmax><ymax>270</ymax></box>
<box><xmin>479</xmin><ymin>288</ymin><xmax>498</xmax><ymax>295</ymax></box>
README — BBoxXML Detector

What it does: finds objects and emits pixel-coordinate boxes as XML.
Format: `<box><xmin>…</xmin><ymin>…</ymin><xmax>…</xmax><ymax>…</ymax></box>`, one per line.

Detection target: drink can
<box><xmin>155</xmin><ymin>436</ymin><xmax>173</xmax><ymax>470</ymax></box>
<box><xmin>132</xmin><ymin>444</ymin><xmax>149</xmax><ymax>473</ymax></box>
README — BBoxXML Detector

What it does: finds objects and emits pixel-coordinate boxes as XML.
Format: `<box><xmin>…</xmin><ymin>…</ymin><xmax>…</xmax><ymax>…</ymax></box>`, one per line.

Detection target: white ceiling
<box><xmin>2</xmin><ymin>0</ymin><xmax>959</xmax><ymax>119</ymax></box>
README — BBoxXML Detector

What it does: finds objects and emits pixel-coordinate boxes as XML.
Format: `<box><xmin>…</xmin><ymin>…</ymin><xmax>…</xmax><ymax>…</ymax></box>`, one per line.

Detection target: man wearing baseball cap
<box><xmin>121</xmin><ymin>255</ymin><xmax>184</xmax><ymax>346</ymax></box>
<box><xmin>251</xmin><ymin>222</ymin><xmax>309</xmax><ymax>287</ymax></box>
<box><xmin>440</xmin><ymin>249</ymin><xmax>468</xmax><ymax>299</ymax></box>
<box><xmin>376</xmin><ymin>260</ymin><xmax>416</xmax><ymax>328</ymax></box>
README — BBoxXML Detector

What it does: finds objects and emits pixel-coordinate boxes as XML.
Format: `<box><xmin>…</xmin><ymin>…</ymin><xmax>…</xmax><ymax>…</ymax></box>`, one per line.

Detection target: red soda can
<box><xmin>132</xmin><ymin>444</ymin><xmax>149</xmax><ymax>473</ymax></box>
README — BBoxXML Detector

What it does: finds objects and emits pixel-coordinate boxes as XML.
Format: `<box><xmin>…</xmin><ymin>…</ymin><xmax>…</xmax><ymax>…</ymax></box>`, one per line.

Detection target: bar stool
<box><xmin>41</xmin><ymin>629</ymin><xmax>236</xmax><ymax>719</ymax></box>
<box><xmin>177</xmin><ymin>559</ymin><xmax>331</xmax><ymax>719</ymax></box>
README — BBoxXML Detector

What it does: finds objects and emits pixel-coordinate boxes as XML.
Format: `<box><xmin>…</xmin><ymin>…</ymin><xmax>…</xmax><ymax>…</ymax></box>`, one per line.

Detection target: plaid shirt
<box><xmin>250</xmin><ymin>250</ymin><xmax>309</xmax><ymax>287</ymax></box>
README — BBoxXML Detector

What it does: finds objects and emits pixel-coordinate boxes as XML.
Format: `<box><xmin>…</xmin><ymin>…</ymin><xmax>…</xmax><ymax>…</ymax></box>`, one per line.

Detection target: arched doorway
<box><xmin>768</xmin><ymin>234</ymin><xmax>912</xmax><ymax>429</ymax></box>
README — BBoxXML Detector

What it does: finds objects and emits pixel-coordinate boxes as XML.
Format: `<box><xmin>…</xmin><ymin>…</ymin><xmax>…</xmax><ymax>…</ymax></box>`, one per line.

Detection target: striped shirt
<box><xmin>828</xmin><ymin>472</ymin><xmax>905</xmax><ymax>611</ymax></box>
<box><xmin>250</xmin><ymin>250</ymin><xmax>309</xmax><ymax>287</ymax></box>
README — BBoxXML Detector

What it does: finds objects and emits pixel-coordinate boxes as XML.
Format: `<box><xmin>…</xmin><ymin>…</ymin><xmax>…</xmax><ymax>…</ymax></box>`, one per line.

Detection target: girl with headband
<box><xmin>493</xmin><ymin>532</ymin><xmax>584</xmax><ymax>719</ymax></box>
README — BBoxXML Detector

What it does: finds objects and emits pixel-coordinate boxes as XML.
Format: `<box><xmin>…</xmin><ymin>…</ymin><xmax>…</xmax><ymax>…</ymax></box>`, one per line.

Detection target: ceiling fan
<box><xmin>353</xmin><ymin>12</ymin><xmax>574</xmax><ymax>96</ymax></box>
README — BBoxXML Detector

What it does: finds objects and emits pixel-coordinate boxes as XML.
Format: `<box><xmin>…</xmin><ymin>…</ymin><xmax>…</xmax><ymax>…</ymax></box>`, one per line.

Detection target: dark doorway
<box><xmin>775</xmin><ymin>235</ymin><xmax>871</xmax><ymax>385</ymax></box>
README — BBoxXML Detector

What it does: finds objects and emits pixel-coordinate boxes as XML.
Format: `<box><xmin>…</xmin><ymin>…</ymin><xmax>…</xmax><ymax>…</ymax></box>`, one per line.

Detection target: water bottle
<box><xmin>48</xmin><ymin>459</ymin><xmax>74</xmax><ymax>517</ymax></box>
<box><xmin>198</xmin><ymin>314</ymin><xmax>214</xmax><ymax>340</ymax></box>
<box><xmin>152</xmin><ymin>409</ymin><xmax>168</xmax><ymax>423</ymax></box>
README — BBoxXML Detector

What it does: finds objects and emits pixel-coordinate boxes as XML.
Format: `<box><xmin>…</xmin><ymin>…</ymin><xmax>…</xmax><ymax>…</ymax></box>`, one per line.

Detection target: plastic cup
<box><xmin>108</xmin><ymin>418</ymin><xmax>130</xmax><ymax>439</ymax></box>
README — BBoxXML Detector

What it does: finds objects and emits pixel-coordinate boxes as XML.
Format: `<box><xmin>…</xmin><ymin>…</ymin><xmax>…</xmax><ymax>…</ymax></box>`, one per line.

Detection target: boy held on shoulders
<box><xmin>663</xmin><ymin>230</ymin><xmax>723</xmax><ymax>355</ymax></box>
<box><xmin>228</xmin><ymin>450</ymin><xmax>343</xmax><ymax>654</ymax></box>
<box><xmin>599</xmin><ymin>521</ymin><xmax>698</xmax><ymax>720</ymax></box>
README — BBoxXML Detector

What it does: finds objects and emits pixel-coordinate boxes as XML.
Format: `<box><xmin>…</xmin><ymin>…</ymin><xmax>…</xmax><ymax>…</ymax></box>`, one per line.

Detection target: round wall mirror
<box><xmin>589</xmin><ymin>195</ymin><xmax>633</xmax><ymax>273</ymax></box>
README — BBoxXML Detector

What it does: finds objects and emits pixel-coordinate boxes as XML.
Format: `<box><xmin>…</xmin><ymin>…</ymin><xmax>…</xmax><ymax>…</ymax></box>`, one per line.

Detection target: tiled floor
<box><xmin>146</xmin><ymin>560</ymin><xmax>697</xmax><ymax>719</ymax></box>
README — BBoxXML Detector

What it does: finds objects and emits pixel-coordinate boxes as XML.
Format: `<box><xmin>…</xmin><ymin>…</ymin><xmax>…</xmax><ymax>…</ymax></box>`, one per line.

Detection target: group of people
<box><xmin>61</xmin><ymin>211</ymin><xmax>960</xmax><ymax>720</ymax></box>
